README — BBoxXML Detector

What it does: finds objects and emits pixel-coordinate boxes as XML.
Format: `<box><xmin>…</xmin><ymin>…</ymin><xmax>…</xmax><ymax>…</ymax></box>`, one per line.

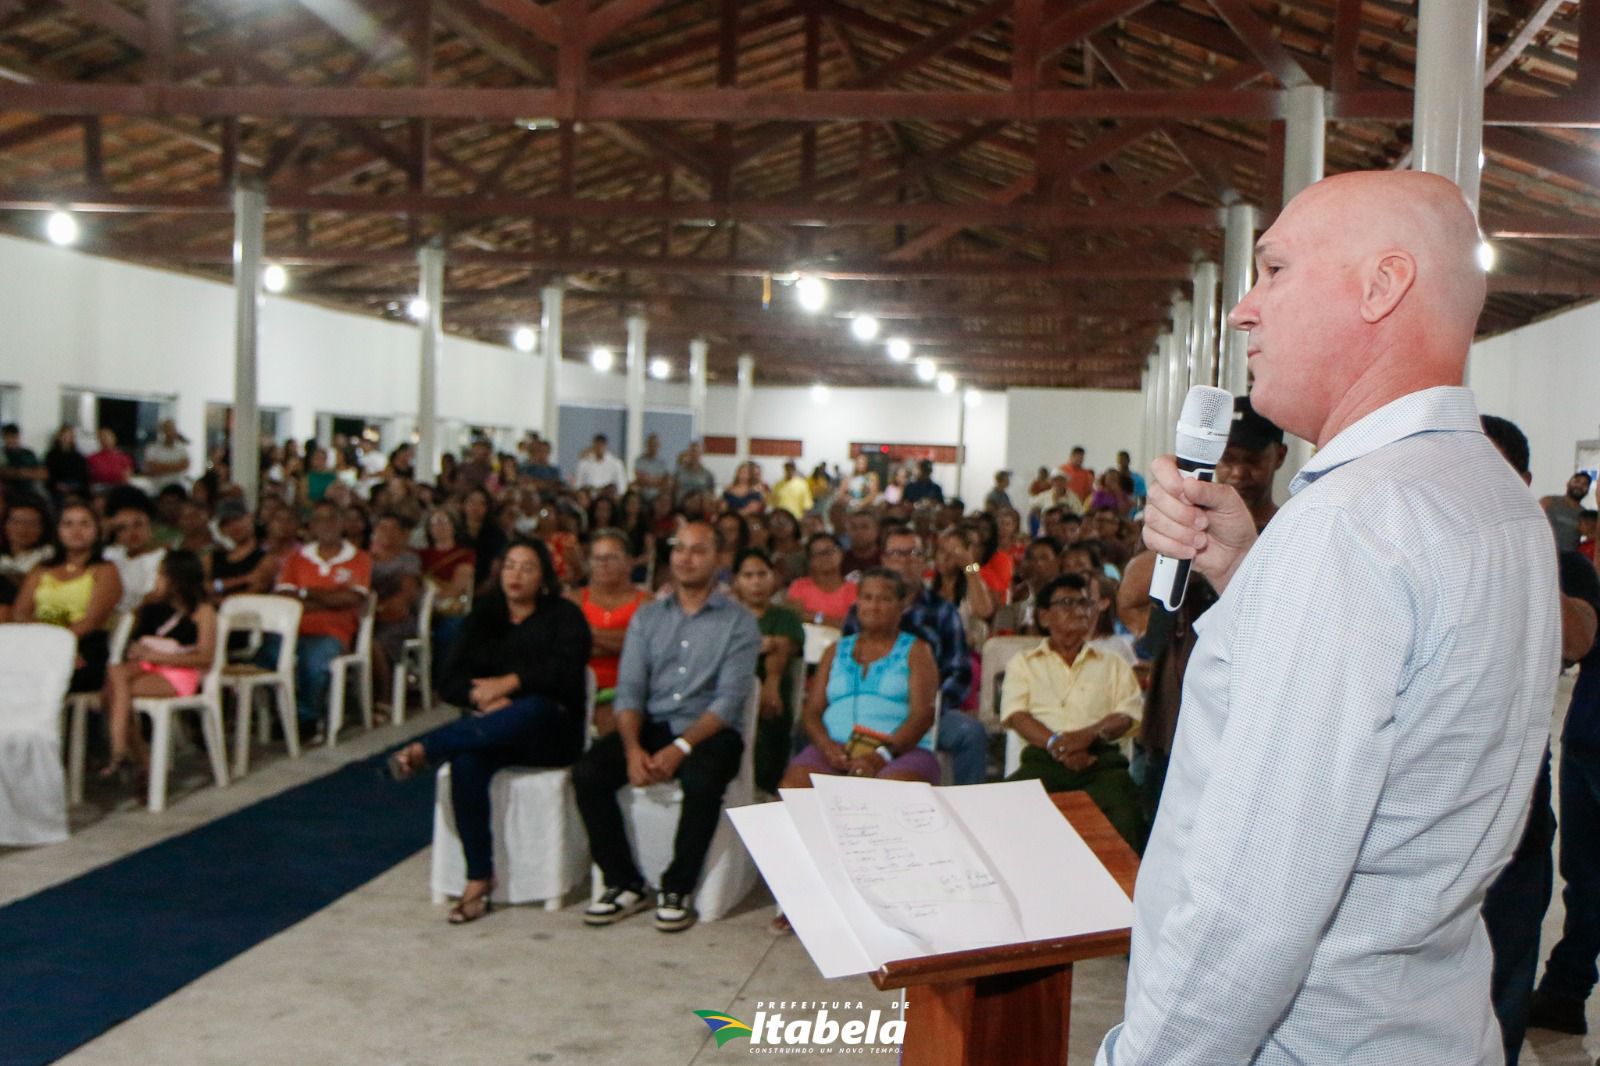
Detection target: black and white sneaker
<box><xmin>583</xmin><ymin>884</ymin><xmax>652</xmax><ymax>926</ymax></box>
<box><xmin>654</xmin><ymin>891</ymin><xmax>698</xmax><ymax>932</ymax></box>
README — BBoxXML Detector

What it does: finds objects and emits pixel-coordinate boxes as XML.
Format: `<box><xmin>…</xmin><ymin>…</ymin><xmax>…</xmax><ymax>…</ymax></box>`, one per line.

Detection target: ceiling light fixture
<box><xmin>886</xmin><ymin>337</ymin><xmax>912</xmax><ymax>362</ymax></box>
<box><xmin>850</xmin><ymin>314</ymin><xmax>880</xmax><ymax>342</ymax></box>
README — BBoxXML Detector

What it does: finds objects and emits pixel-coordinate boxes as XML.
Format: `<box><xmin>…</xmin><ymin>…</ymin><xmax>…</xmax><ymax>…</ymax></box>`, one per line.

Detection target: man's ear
<box><xmin>1272</xmin><ymin>443</ymin><xmax>1289</xmax><ymax>472</ymax></box>
<box><xmin>1360</xmin><ymin>251</ymin><xmax>1417</xmax><ymax>324</ymax></box>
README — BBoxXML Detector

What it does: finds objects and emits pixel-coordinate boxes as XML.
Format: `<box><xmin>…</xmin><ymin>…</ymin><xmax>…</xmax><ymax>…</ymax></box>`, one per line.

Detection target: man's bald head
<box><xmin>1229</xmin><ymin>170</ymin><xmax>1486</xmax><ymax>446</ymax></box>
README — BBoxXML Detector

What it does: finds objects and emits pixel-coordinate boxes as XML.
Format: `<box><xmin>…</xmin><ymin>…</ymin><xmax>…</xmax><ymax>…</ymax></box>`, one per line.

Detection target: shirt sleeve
<box><xmin>709</xmin><ymin>608</ymin><xmax>762</xmax><ymax>731</ymax></box>
<box><xmin>1109</xmin><ymin>657</ymin><xmax>1143</xmax><ymax>727</ymax></box>
<box><xmin>936</xmin><ymin>608</ymin><xmax>972</xmax><ymax>712</ymax></box>
<box><xmin>347</xmin><ymin>553</ymin><xmax>373</xmax><ymax>593</ymax></box>
<box><xmin>1108</xmin><ymin>506</ymin><xmax>1413</xmax><ymax>1065</ymax></box>
<box><xmin>998</xmin><ymin>651</ymin><xmax>1034</xmax><ymax>726</ymax></box>
<box><xmin>612</xmin><ymin>606</ymin><xmax>652</xmax><ymax>713</ymax></box>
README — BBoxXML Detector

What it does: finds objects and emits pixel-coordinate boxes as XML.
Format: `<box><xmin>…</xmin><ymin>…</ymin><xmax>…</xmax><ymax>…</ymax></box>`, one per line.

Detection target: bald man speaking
<box><xmin>1098</xmin><ymin>171</ymin><xmax>1560</xmax><ymax>1065</ymax></box>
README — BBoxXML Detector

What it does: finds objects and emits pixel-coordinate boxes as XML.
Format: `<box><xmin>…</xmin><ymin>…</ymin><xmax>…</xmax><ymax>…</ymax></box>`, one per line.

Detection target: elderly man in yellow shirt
<box><xmin>1001</xmin><ymin>571</ymin><xmax>1145</xmax><ymax>849</ymax></box>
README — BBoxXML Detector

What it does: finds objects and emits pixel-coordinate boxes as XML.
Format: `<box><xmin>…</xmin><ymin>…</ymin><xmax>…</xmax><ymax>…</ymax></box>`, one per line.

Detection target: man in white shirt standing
<box><xmin>1102</xmin><ymin>171</ymin><xmax>1560</xmax><ymax>1065</ymax></box>
<box><xmin>575</xmin><ymin>433</ymin><xmax>627</xmax><ymax>495</ymax></box>
<box><xmin>140</xmin><ymin>419</ymin><xmax>190</xmax><ymax>493</ymax></box>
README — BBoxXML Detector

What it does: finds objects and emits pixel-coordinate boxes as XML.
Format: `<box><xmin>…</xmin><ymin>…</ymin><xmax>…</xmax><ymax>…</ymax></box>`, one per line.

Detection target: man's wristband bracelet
<box><xmin>875</xmin><ymin>745</ymin><xmax>895</xmax><ymax>765</ymax></box>
<box><xmin>673</xmin><ymin>736</ymin><xmax>693</xmax><ymax>756</ymax></box>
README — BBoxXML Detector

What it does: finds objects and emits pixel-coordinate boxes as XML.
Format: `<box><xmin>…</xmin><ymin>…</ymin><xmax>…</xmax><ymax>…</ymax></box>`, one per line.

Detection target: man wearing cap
<box><xmin>1122</xmin><ymin>395</ymin><xmax>1287</xmax><ymax>817</ymax></box>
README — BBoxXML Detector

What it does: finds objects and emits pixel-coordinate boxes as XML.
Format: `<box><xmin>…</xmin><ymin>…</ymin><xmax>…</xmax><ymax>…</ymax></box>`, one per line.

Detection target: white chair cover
<box><xmin>0</xmin><ymin>624</ymin><xmax>76</xmax><ymax>844</ymax></box>
<box><xmin>430</xmin><ymin>669</ymin><xmax>597</xmax><ymax>909</ymax></box>
<box><xmin>594</xmin><ymin>688</ymin><xmax>762</xmax><ymax>921</ymax></box>
<box><xmin>978</xmin><ymin>635</ymin><xmax>1038</xmax><ymax>733</ymax></box>
<box><xmin>801</xmin><ymin>622</ymin><xmax>841</xmax><ymax>666</ymax></box>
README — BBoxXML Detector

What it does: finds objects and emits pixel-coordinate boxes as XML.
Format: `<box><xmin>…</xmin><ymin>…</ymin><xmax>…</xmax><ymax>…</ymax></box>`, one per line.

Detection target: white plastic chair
<box><xmin>391</xmin><ymin>582</ymin><xmax>436</xmax><ymax>724</ymax></box>
<box><xmin>590</xmin><ymin>686</ymin><xmax>762</xmax><ymax>921</ymax></box>
<box><xmin>134</xmin><ymin>611</ymin><xmax>233</xmax><ymax>813</ymax></box>
<box><xmin>63</xmin><ymin>610</ymin><xmax>136</xmax><ymax>805</ymax></box>
<box><xmin>221</xmin><ymin>594</ymin><xmax>303</xmax><ymax>778</ymax></box>
<box><xmin>1</xmin><ymin>624</ymin><xmax>76</xmax><ymax>844</ymax></box>
<box><xmin>801</xmin><ymin>622</ymin><xmax>841</xmax><ymax>666</ymax></box>
<box><xmin>431</xmin><ymin>668</ymin><xmax>598</xmax><ymax>909</ymax></box>
<box><xmin>1004</xmin><ymin>727</ymin><xmax>1025</xmax><ymax>777</ymax></box>
<box><xmin>326</xmin><ymin>594</ymin><xmax>376</xmax><ymax>746</ymax></box>
<box><xmin>978</xmin><ymin>635</ymin><xmax>1037</xmax><ymax>734</ymax></box>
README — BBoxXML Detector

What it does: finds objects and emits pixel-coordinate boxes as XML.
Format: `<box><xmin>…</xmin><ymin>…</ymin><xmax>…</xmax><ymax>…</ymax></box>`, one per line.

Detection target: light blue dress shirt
<box><xmin>1099</xmin><ymin>387</ymin><xmax>1561</xmax><ymax>1065</ymax></box>
<box><xmin>614</xmin><ymin>591</ymin><xmax>760</xmax><ymax>737</ymax></box>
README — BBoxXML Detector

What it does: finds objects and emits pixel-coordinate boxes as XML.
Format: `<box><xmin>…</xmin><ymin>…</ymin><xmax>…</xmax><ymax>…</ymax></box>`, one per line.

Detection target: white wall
<box><xmin>0</xmin><ymin>234</ymin><xmax>544</xmax><ymax>473</ymax></box>
<box><xmin>1004</xmin><ymin>388</ymin><xmax>1146</xmax><ymax>488</ymax></box>
<box><xmin>0</xmin><ymin>232</ymin><xmax>1245</xmax><ymax>502</ymax></box>
<box><xmin>1469</xmin><ymin>302</ymin><xmax>1600</xmax><ymax>499</ymax></box>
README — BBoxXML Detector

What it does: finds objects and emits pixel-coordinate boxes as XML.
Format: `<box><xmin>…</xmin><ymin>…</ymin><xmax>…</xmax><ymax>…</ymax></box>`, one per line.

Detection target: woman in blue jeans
<box><xmin>387</xmin><ymin>537</ymin><xmax>592</xmax><ymax>924</ymax></box>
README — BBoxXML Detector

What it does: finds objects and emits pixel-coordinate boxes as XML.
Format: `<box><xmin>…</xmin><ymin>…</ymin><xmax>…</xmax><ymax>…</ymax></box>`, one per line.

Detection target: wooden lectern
<box><xmin>871</xmin><ymin>792</ymin><xmax>1139</xmax><ymax>1066</ymax></box>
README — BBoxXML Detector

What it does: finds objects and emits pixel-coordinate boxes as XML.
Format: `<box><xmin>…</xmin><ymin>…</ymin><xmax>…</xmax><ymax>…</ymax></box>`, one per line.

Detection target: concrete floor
<box><xmin>3</xmin><ymin>684</ymin><xmax>1599</xmax><ymax>1065</ymax></box>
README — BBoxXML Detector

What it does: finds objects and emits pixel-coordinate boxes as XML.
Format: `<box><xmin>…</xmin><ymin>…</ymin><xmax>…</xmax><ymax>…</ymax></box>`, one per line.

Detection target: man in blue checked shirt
<box><xmin>1102</xmin><ymin>171</ymin><xmax>1560</xmax><ymax>1065</ymax></box>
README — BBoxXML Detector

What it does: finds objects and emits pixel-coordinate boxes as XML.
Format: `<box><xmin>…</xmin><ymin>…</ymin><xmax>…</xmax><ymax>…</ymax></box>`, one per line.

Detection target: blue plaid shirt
<box><xmin>842</xmin><ymin>586</ymin><xmax>971</xmax><ymax>713</ymax></box>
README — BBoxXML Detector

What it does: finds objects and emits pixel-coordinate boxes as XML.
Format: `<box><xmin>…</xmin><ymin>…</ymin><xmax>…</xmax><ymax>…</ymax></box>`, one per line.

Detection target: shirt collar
<box><xmin>1288</xmin><ymin>386</ymin><xmax>1481</xmax><ymax>496</ymax></box>
<box><xmin>1025</xmin><ymin>638</ymin><xmax>1101</xmax><ymax>667</ymax></box>
<box><xmin>299</xmin><ymin>539</ymin><xmax>357</xmax><ymax>574</ymax></box>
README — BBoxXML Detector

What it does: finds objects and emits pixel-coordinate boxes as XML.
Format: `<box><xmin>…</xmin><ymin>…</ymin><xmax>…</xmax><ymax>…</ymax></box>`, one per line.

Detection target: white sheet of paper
<box><xmin>729</xmin><ymin>778</ymin><xmax>1134</xmax><ymax>980</ymax></box>
<box><xmin>809</xmin><ymin>774</ymin><xmax>1025</xmax><ymax>953</ymax></box>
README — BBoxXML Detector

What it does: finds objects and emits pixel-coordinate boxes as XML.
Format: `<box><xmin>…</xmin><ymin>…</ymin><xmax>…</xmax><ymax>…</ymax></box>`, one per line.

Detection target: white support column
<box><xmin>1283</xmin><ymin>84</ymin><xmax>1326</xmax><ymax>203</ymax></box>
<box><xmin>1219</xmin><ymin>202</ymin><xmax>1257</xmax><ymax>396</ymax></box>
<box><xmin>954</xmin><ymin>392</ymin><xmax>968</xmax><ymax>503</ymax></box>
<box><xmin>230</xmin><ymin>184</ymin><xmax>264</xmax><ymax>509</ymax></box>
<box><xmin>1279</xmin><ymin>84</ymin><xmax>1327</xmax><ymax>496</ymax></box>
<box><xmin>735</xmin><ymin>354</ymin><xmax>754</xmax><ymax>462</ymax></box>
<box><xmin>1152</xmin><ymin>335</ymin><xmax>1172</xmax><ymax>461</ymax></box>
<box><xmin>540</xmin><ymin>283</ymin><xmax>564</xmax><ymax>456</ymax></box>
<box><xmin>688</xmin><ymin>337</ymin><xmax>709</xmax><ymax>441</ymax></box>
<box><xmin>1415</xmin><ymin>0</ymin><xmax>1487</xmax><ymax>216</ymax></box>
<box><xmin>416</xmin><ymin>243</ymin><xmax>444</xmax><ymax>482</ymax></box>
<box><xmin>625</xmin><ymin>312</ymin><xmax>647</xmax><ymax>472</ymax></box>
<box><xmin>1166</xmin><ymin>299</ymin><xmax>1192</xmax><ymax>432</ymax></box>
<box><xmin>1141</xmin><ymin>356</ymin><xmax>1160</xmax><ymax>472</ymax></box>
<box><xmin>1189</xmin><ymin>261</ymin><xmax>1220</xmax><ymax>390</ymax></box>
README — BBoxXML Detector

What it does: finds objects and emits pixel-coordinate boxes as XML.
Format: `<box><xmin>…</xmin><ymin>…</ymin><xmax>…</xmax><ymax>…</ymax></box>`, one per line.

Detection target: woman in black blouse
<box><xmin>387</xmin><ymin>537</ymin><xmax>592</xmax><ymax>924</ymax></box>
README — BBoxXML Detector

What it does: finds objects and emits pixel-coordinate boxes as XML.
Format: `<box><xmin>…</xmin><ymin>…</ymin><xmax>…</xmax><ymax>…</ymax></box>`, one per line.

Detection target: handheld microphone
<box><xmin>1149</xmin><ymin>385</ymin><xmax>1233</xmax><ymax>611</ymax></box>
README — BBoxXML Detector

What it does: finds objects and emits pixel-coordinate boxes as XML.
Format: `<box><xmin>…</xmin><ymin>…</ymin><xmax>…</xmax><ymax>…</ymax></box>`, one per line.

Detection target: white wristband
<box><xmin>673</xmin><ymin>736</ymin><xmax>693</xmax><ymax>756</ymax></box>
<box><xmin>875</xmin><ymin>745</ymin><xmax>895</xmax><ymax>764</ymax></box>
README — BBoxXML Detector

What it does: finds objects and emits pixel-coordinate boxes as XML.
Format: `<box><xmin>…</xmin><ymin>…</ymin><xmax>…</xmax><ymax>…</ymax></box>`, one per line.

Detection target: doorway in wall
<box><xmin>204</xmin><ymin>403</ymin><xmax>289</xmax><ymax>458</ymax></box>
<box><xmin>59</xmin><ymin>387</ymin><xmax>177</xmax><ymax>463</ymax></box>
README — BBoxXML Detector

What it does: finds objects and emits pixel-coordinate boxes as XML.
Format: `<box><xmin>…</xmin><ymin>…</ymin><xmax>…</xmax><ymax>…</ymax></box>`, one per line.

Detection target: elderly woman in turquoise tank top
<box><xmin>779</xmin><ymin>567</ymin><xmax>940</xmax><ymax>787</ymax></box>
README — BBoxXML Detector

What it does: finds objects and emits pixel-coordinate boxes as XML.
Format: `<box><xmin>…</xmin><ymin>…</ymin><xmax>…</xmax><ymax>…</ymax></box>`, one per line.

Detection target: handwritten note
<box><xmin>811</xmin><ymin>775</ymin><xmax>1024</xmax><ymax>952</ymax></box>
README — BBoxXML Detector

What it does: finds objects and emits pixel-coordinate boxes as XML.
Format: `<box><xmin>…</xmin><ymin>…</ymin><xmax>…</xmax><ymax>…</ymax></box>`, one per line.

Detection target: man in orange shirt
<box><xmin>1059</xmin><ymin>446</ymin><xmax>1095</xmax><ymax>504</ymax></box>
<box><xmin>274</xmin><ymin>499</ymin><xmax>372</xmax><ymax>735</ymax></box>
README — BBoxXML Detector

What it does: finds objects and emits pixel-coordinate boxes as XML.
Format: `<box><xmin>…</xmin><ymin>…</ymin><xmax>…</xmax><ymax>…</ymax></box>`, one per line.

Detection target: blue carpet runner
<box><xmin>0</xmin><ymin>748</ymin><xmax>434</xmax><ymax>1066</ymax></box>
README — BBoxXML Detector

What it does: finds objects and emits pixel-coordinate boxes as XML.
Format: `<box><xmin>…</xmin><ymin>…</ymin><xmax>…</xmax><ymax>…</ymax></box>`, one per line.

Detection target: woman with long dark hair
<box><xmin>15</xmin><ymin>500</ymin><xmax>123</xmax><ymax>693</ymax></box>
<box><xmin>386</xmin><ymin>537</ymin><xmax>592</xmax><ymax>924</ymax></box>
<box><xmin>98</xmin><ymin>549</ymin><xmax>217</xmax><ymax>784</ymax></box>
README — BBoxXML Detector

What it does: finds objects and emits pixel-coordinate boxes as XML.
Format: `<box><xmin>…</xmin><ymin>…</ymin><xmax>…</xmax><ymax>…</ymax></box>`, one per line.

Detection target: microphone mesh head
<box><xmin>1174</xmin><ymin>385</ymin><xmax>1233</xmax><ymax>464</ymax></box>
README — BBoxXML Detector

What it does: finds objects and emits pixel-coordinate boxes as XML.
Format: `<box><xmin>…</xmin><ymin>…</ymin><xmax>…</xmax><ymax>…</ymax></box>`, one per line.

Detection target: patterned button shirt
<box><xmin>1099</xmin><ymin>386</ymin><xmax>1561</xmax><ymax>1065</ymax></box>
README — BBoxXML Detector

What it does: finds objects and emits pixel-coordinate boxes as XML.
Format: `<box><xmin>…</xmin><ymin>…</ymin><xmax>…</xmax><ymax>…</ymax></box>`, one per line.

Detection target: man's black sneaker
<box><xmin>1528</xmin><ymin>988</ymin><xmax>1588</xmax><ymax>1035</ymax></box>
<box><xmin>583</xmin><ymin>884</ymin><xmax>652</xmax><ymax>926</ymax></box>
<box><xmin>654</xmin><ymin>891</ymin><xmax>698</xmax><ymax>932</ymax></box>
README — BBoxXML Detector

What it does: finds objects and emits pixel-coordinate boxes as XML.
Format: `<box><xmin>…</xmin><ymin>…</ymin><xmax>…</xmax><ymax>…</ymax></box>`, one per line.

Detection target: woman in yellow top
<box><xmin>14</xmin><ymin>501</ymin><xmax>122</xmax><ymax>693</ymax></box>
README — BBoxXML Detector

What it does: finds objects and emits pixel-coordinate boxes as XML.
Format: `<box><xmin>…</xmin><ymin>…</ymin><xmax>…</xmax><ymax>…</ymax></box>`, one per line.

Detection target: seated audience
<box><xmin>764</xmin><ymin>509</ymin><xmax>806</xmax><ymax>585</ymax></box>
<box><xmin>930</xmin><ymin>527</ymin><xmax>995</xmax><ymax>651</ymax></box>
<box><xmin>98</xmin><ymin>550</ymin><xmax>216</xmax><ymax>785</ymax></box>
<box><xmin>14</xmin><ymin>500</ymin><xmax>122</xmax><ymax>693</ymax></box>
<box><xmin>44</xmin><ymin>424</ymin><xmax>89</xmax><ymax>500</ymax></box>
<box><xmin>104</xmin><ymin>493</ymin><xmax>166</xmax><ymax>613</ymax></box>
<box><xmin>783</xmin><ymin>532</ymin><xmax>856</xmax><ymax>628</ymax></box>
<box><xmin>840</xmin><ymin>510</ymin><xmax>881</xmax><ymax>577</ymax></box>
<box><xmin>572</xmin><ymin>529</ymin><xmax>651</xmax><ymax>735</ymax></box>
<box><xmin>969</xmin><ymin>512</ymin><xmax>1013</xmax><ymax>597</ymax></box>
<box><xmin>461</xmin><ymin>486</ymin><xmax>506</xmax><ymax>596</ymax></box>
<box><xmin>1</xmin><ymin>423</ymin><xmax>46</xmax><ymax>492</ymax></box>
<box><xmin>385</xmin><ymin>538</ymin><xmax>592</xmax><ymax>924</ymax></box>
<box><xmin>731</xmin><ymin>548</ymin><xmax>804</xmax><ymax>795</ymax></box>
<box><xmin>174</xmin><ymin>497</ymin><xmax>215</xmax><ymax>555</ymax></box>
<box><xmin>574</xmin><ymin>520</ymin><xmax>760</xmax><ymax>933</ymax></box>
<box><xmin>87</xmin><ymin>427</ymin><xmax>133</xmax><ymax>488</ymax></box>
<box><xmin>421</xmin><ymin>508</ymin><xmax>475</xmax><ymax>666</ymax></box>
<box><xmin>843</xmin><ymin>524</ymin><xmax>982</xmax><ymax>785</ymax></box>
<box><xmin>369</xmin><ymin>512</ymin><xmax>422</xmax><ymax>712</ymax></box>
<box><xmin>272</xmin><ymin>500</ymin><xmax>372</xmax><ymax>737</ymax></box>
<box><xmin>1</xmin><ymin>495</ymin><xmax>53</xmax><ymax>584</ymax></box>
<box><xmin>1001</xmin><ymin>574</ymin><xmax>1143</xmax><ymax>848</ymax></box>
<box><xmin>208</xmin><ymin>499</ymin><xmax>273</xmax><ymax>599</ymax></box>
<box><xmin>781</xmin><ymin>567</ymin><xmax>939</xmax><ymax>787</ymax></box>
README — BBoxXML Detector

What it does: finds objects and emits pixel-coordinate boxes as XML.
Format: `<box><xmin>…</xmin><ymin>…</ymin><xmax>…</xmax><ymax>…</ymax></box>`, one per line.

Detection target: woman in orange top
<box><xmin>568</xmin><ymin>529</ymin><xmax>649</xmax><ymax>736</ymax></box>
